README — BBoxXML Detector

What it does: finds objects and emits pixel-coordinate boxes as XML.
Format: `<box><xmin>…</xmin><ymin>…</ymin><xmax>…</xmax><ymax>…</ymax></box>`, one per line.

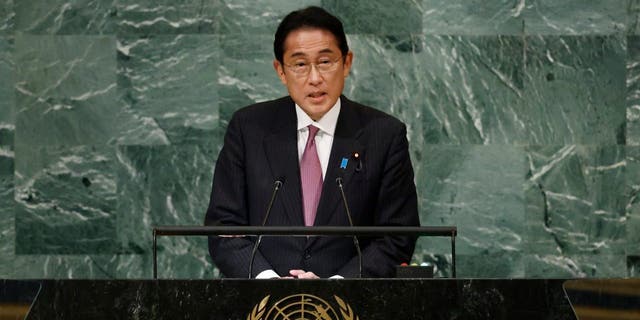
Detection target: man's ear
<box><xmin>273</xmin><ymin>59</ymin><xmax>287</xmax><ymax>85</ymax></box>
<box><xmin>342</xmin><ymin>51</ymin><xmax>354</xmax><ymax>78</ymax></box>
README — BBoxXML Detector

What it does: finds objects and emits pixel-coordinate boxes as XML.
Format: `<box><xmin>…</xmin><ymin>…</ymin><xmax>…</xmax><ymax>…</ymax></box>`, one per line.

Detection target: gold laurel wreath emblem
<box><xmin>246</xmin><ymin>294</ymin><xmax>358</xmax><ymax>320</ymax></box>
<box><xmin>334</xmin><ymin>295</ymin><xmax>358</xmax><ymax>320</ymax></box>
<box><xmin>247</xmin><ymin>295</ymin><xmax>270</xmax><ymax>320</ymax></box>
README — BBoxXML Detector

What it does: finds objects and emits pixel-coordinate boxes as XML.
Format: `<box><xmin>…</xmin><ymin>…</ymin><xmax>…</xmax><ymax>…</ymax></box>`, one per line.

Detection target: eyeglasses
<box><xmin>284</xmin><ymin>56</ymin><xmax>343</xmax><ymax>76</ymax></box>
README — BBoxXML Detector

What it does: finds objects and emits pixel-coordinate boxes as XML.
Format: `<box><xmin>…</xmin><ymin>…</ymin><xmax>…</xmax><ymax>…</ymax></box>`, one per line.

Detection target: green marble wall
<box><xmin>0</xmin><ymin>0</ymin><xmax>638</xmax><ymax>279</ymax></box>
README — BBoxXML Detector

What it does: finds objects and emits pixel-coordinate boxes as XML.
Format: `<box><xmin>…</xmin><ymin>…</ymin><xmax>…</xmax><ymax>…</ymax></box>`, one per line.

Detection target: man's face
<box><xmin>274</xmin><ymin>28</ymin><xmax>353</xmax><ymax>121</ymax></box>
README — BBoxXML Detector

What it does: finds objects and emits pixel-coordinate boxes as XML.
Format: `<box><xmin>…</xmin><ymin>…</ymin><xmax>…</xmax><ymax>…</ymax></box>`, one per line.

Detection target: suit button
<box><xmin>304</xmin><ymin>251</ymin><xmax>311</xmax><ymax>260</ymax></box>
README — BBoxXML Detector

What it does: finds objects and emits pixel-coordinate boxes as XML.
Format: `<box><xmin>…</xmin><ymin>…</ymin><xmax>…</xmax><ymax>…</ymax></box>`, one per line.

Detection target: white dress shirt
<box><xmin>295</xmin><ymin>99</ymin><xmax>340</xmax><ymax>179</ymax></box>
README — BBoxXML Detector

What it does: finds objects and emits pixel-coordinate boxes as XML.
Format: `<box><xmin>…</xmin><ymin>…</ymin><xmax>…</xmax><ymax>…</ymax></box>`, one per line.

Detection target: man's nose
<box><xmin>307</xmin><ymin>64</ymin><xmax>323</xmax><ymax>84</ymax></box>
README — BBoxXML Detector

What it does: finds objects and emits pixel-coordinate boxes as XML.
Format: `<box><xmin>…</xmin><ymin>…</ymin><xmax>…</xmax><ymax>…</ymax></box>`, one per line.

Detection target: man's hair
<box><xmin>274</xmin><ymin>6</ymin><xmax>349</xmax><ymax>64</ymax></box>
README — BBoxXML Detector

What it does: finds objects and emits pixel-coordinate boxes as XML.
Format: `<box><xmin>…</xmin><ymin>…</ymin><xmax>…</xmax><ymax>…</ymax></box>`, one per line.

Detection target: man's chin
<box><xmin>299</xmin><ymin>105</ymin><xmax>332</xmax><ymax>120</ymax></box>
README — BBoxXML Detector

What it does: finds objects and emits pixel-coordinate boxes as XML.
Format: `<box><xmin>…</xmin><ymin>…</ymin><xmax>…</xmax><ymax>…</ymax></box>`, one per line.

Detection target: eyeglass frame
<box><xmin>282</xmin><ymin>56</ymin><xmax>345</xmax><ymax>77</ymax></box>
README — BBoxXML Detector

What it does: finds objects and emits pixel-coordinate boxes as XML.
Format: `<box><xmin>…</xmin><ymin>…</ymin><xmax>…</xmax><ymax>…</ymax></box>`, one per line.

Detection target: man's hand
<box><xmin>288</xmin><ymin>269</ymin><xmax>320</xmax><ymax>279</ymax></box>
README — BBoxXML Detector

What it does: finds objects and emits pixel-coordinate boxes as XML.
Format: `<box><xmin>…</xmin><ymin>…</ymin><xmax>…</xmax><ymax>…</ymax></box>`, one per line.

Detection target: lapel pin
<box><xmin>340</xmin><ymin>157</ymin><xmax>348</xmax><ymax>169</ymax></box>
<box><xmin>353</xmin><ymin>152</ymin><xmax>362</xmax><ymax>172</ymax></box>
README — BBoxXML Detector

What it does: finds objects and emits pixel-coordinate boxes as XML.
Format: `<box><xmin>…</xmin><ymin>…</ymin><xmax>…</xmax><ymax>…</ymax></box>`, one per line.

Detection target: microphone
<box><xmin>248</xmin><ymin>179</ymin><xmax>284</xmax><ymax>278</ymax></box>
<box><xmin>336</xmin><ymin>177</ymin><xmax>363</xmax><ymax>278</ymax></box>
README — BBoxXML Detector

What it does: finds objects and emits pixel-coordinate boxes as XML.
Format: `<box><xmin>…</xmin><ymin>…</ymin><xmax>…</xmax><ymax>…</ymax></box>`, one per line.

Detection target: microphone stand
<box><xmin>248</xmin><ymin>180</ymin><xmax>283</xmax><ymax>278</ymax></box>
<box><xmin>336</xmin><ymin>177</ymin><xmax>363</xmax><ymax>278</ymax></box>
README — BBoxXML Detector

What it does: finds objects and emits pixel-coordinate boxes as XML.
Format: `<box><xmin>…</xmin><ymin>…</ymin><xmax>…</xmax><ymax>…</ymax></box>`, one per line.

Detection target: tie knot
<box><xmin>308</xmin><ymin>125</ymin><xmax>320</xmax><ymax>138</ymax></box>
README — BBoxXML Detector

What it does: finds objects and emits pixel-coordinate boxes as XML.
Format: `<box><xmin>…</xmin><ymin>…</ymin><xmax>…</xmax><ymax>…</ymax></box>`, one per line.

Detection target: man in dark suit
<box><xmin>205</xmin><ymin>6</ymin><xmax>419</xmax><ymax>279</ymax></box>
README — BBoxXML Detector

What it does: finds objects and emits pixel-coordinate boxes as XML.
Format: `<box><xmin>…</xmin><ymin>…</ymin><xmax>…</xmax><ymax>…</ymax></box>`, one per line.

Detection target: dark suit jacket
<box><xmin>205</xmin><ymin>95</ymin><xmax>419</xmax><ymax>278</ymax></box>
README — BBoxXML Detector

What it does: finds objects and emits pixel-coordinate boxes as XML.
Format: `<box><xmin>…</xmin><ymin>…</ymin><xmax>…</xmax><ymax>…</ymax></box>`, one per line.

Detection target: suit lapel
<box><xmin>263</xmin><ymin>99</ymin><xmax>305</xmax><ymax>226</ymax></box>
<box><xmin>313</xmin><ymin>97</ymin><xmax>364</xmax><ymax>227</ymax></box>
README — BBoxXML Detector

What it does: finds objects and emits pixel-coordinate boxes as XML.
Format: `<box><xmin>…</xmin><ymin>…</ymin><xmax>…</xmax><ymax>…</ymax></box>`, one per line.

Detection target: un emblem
<box><xmin>247</xmin><ymin>294</ymin><xmax>359</xmax><ymax>320</ymax></box>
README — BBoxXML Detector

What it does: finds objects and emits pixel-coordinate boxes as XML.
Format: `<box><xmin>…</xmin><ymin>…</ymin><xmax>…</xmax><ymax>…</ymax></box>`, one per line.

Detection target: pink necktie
<box><xmin>300</xmin><ymin>125</ymin><xmax>323</xmax><ymax>226</ymax></box>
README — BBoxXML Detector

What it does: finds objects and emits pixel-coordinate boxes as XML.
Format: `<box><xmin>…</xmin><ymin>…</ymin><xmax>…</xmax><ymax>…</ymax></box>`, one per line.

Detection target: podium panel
<box><xmin>13</xmin><ymin>279</ymin><xmax>576</xmax><ymax>319</ymax></box>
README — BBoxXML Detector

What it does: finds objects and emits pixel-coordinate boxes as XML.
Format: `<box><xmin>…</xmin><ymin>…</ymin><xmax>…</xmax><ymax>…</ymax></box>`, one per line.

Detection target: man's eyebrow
<box><xmin>288</xmin><ymin>48</ymin><xmax>336</xmax><ymax>58</ymax></box>
<box><xmin>289</xmin><ymin>52</ymin><xmax>307</xmax><ymax>58</ymax></box>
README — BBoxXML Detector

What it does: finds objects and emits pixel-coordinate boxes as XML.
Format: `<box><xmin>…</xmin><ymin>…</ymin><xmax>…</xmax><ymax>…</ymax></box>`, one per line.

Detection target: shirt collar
<box><xmin>295</xmin><ymin>98</ymin><xmax>341</xmax><ymax>136</ymax></box>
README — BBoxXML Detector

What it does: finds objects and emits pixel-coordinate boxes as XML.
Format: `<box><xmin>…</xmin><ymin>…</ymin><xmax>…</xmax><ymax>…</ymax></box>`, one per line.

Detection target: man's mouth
<box><xmin>308</xmin><ymin>92</ymin><xmax>326</xmax><ymax>98</ymax></box>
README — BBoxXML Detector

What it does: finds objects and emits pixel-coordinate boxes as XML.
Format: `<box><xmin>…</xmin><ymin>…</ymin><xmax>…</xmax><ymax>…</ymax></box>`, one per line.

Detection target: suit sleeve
<box><xmin>337</xmin><ymin>123</ymin><xmax>420</xmax><ymax>278</ymax></box>
<box><xmin>204</xmin><ymin>113</ymin><xmax>274</xmax><ymax>278</ymax></box>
